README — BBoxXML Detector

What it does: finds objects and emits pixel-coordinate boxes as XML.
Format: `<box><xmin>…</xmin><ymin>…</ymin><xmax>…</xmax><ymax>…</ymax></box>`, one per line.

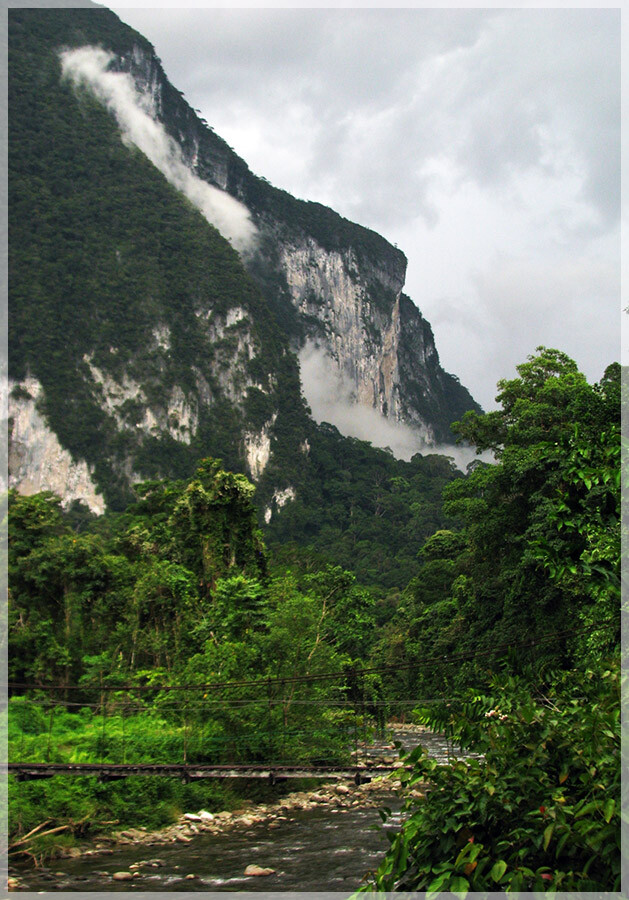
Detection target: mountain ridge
<box><xmin>8</xmin><ymin>6</ymin><xmax>480</xmax><ymax>516</ymax></box>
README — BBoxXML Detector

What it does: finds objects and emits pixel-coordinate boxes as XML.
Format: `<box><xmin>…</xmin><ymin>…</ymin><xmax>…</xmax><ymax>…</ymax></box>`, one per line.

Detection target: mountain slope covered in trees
<box><xmin>9</xmin><ymin>5</ymin><xmax>479</xmax><ymax>519</ymax></box>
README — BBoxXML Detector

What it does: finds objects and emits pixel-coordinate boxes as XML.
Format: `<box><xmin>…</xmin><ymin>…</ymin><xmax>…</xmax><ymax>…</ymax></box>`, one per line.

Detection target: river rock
<box><xmin>8</xmin><ymin>877</ymin><xmax>20</xmax><ymax>889</ymax></box>
<box><xmin>183</xmin><ymin>813</ymin><xmax>202</xmax><ymax>822</ymax></box>
<box><xmin>198</xmin><ymin>810</ymin><xmax>214</xmax><ymax>820</ymax></box>
<box><xmin>176</xmin><ymin>834</ymin><xmax>192</xmax><ymax>843</ymax></box>
<box><xmin>112</xmin><ymin>871</ymin><xmax>133</xmax><ymax>881</ymax></box>
<box><xmin>335</xmin><ymin>784</ymin><xmax>350</xmax><ymax>794</ymax></box>
<box><xmin>216</xmin><ymin>811</ymin><xmax>232</xmax><ymax>820</ymax></box>
<box><xmin>244</xmin><ymin>865</ymin><xmax>275</xmax><ymax>877</ymax></box>
<box><xmin>238</xmin><ymin>815</ymin><xmax>259</xmax><ymax>826</ymax></box>
<box><xmin>185</xmin><ymin>873</ymin><xmax>198</xmax><ymax>880</ymax></box>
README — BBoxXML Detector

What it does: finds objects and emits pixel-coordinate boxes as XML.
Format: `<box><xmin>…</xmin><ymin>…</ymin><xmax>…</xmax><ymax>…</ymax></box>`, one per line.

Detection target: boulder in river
<box><xmin>244</xmin><ymin>865</ymin><xmax>275</xmax><ymax>877</ymax></box>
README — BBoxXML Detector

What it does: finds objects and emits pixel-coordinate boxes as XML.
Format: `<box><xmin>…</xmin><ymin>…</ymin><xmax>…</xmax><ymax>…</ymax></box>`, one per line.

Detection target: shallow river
<box><xmin>13</xmin><ymin>729</ymin><xmax>462</xmax><ymax>893</ymax></box>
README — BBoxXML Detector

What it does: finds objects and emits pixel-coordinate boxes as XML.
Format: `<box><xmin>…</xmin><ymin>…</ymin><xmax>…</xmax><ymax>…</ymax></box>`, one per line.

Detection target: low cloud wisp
<box><xmin>60</xmin><ymin>46</ymin><xmax>257</xmax><ymax>254</ymax></box>
<box><xmin>298</xmin><ymin>342</ymin><xmax>482</xmax><ymax>471</ymax></box>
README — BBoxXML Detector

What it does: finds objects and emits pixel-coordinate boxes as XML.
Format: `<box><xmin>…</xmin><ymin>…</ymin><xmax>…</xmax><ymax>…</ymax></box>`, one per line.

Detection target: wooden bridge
<box><xmin>8</xmin><ymin>762</ymin><xmax>406</xmax><ymax>784</ymax></box>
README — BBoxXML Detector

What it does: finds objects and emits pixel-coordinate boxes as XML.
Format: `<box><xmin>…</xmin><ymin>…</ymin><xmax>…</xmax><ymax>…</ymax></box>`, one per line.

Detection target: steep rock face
<box><xmin>279</xmin><ymin>239</ymin><xmax>405</xmax><ymax>411</ymax></box>
<box><xmin>111</xmin><ymin>32</ymin><xmax>479</xmax><ymax>441</ymax></box>
<box><xmin>8</xmin><ymin>378</ymin><xmax>105</xmax><ymax>514</ymax></box>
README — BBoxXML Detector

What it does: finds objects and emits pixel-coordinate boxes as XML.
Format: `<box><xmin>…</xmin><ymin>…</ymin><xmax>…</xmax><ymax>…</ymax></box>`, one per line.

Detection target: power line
<box><xmin>9</xmin><ymin>697</ymin><xmax>450</xmax><ymax>710</ymax></box>
<box><xmin>6</xmin><ymin>617</ymin><xmax>618</xmax><ymax>695</ymax></box>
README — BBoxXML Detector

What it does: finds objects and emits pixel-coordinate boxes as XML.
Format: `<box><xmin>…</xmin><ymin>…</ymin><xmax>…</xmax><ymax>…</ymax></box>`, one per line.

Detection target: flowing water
<box><xmin>12</xmin><ymin>729</ymin><xmax>464</xmax><ymax>892</ymax></box>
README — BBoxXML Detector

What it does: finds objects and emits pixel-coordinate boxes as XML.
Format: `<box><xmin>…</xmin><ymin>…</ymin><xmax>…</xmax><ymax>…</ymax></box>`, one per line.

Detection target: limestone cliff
<box><xmin>8</xmin><ymin>6</ymin><xmax>479</xmax><ymax>515</ymax></box>
<box><xmin>114</xmin><ymin>34</ymin><xmax>480</xmax><ymax>442</ymax></box>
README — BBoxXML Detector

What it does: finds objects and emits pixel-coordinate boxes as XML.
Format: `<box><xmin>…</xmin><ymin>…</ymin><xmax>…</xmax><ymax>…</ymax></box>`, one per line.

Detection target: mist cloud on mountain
<box><xmin>60</xmin><ymin>46</ymin><xmax>257</xmax><ymax>254</ymax></box>
<box><xmin>299</xmin><ymin>341</ymin><xmax>482</xmax><ymax>471</ymax></box>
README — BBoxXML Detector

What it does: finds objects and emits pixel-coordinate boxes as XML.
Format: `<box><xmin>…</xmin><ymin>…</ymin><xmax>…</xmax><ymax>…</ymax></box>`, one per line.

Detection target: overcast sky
<box><xmin>106</xmin><ymin>5</ymin><xmax>621</xmax><ymax>411</ymax></box>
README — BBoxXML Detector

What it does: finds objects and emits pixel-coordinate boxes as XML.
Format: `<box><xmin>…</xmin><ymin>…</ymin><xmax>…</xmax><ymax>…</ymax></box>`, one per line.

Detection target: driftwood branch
<box><xmin>13</xmin><ymin>820</ymin><xmax>52</xmax><ymax>843</ymax></box>
<box><xmin>9</xmin><ymin>824</ymin><xmax>70</xmax><ymax>852</ymax></box>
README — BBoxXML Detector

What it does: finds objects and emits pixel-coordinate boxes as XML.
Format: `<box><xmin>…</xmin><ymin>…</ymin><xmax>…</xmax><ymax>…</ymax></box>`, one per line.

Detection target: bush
<box><xmin>363</xmin><ymin>660</ymin><xmax>620</xmax><ymax>893</ymax></box>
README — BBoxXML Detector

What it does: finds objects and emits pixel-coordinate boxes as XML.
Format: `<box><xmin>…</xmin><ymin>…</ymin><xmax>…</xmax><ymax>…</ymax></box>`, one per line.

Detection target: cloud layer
<box><xmin>60</xmin><ymin>45</ymin><xmax>257</xmax><ymax>254</ymax></box>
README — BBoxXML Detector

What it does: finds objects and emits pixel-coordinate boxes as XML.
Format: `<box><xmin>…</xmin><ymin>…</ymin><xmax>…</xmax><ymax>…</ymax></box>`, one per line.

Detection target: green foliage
<box><xmin>264</xmin><ymin>425</ymin><xmax>461</xmax><ymax>594</ymax></box>
<box><xmin>378</xmin><ymin>349</ymin><xmax>620</xmax><ymax>702</ymax></box>
<box><xmin>363</xmin><ymin>661</ymin><xmax>620</xmax><ymax>893</ymax></box>
<box><xmin>8</xmin><ymin>459</ymin><xmax>268</xmax><ymax>683</ymax></box>
<box><xmin>8</xmin><ymin>459</ymin><xmax>368</xmax><ymax>839</ymax></box>
<box><xmin>7</xmin><ymin>344</ymin><xmax>620</xmax><ymax>881</ymax></box>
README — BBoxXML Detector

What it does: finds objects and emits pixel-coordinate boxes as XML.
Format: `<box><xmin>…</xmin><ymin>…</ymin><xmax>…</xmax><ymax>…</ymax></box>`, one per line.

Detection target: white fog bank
<box><xmin>298</xmin><ymin>342</ymin><xmax>486</xmax><ymax>471</ymax></box>
<box><xmin>60</xmin><ymin>46</ymin><xmax>257</xmax><ymax>254</ymax></box>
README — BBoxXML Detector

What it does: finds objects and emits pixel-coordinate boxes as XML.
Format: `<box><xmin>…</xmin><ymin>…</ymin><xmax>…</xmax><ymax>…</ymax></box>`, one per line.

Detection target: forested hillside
<box><xmin>9</xmin><ymin>5</ymin><xmax>480</xmax><ymax>521</ymax></box>
<box><xmin>9</xmin><ymin>7</ymin><xmax>307</xmax><ymax>509</ymax></box>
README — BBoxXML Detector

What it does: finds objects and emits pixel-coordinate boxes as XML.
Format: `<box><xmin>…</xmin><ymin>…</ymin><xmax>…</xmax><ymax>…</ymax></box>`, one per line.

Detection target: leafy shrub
<box><xmin>364</xmin><ymin>660</ymin><xmax>620</xmax><ymax>893</ymax></box>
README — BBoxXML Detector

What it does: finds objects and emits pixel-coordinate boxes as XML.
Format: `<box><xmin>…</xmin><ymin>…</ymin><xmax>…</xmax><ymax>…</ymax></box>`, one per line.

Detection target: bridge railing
<box><xmin>8</xmin><ymin>691</ymin><xmax>383</xmax><ymax>770</ymax></box>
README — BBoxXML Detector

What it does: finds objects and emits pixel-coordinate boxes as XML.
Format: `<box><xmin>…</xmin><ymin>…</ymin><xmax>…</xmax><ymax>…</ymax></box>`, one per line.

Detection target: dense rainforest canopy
<box><xmin>8</xmin><ymin>348</ymin><xmax>621</xmax><ymax>890</ymax></box>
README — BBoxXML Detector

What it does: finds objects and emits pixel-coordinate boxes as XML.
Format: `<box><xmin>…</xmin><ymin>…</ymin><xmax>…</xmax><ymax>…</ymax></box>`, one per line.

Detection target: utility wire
<box><xmin>6</xmin><ymin>617</ymin><xmax>617</xmax><ymax>694</ymax></box>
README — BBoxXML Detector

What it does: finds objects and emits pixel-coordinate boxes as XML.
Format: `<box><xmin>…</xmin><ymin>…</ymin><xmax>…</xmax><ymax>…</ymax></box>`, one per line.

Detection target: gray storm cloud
<box><xmin>298</xmin><ymin>342</ymin><xmax>481</xmax><ymax>471</ymax></box>
<box><xmin>59</xmin><ymin>46</ymin><xmax>257</xmax><ymax>255</ymax></box>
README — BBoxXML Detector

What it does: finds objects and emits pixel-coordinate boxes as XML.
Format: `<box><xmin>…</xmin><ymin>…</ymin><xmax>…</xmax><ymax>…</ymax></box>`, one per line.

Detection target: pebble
<box><xmin>112</xmin><ymin>871</ymin><xmax>133</xmax><ymax>881</ymax></box>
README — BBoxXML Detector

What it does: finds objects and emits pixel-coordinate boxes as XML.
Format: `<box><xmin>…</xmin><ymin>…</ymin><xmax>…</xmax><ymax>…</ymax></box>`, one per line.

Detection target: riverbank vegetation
<box><xmin>8</xmin><ymin>348</ymin><xmax>620</xmax><ymax>889</ymax></box>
